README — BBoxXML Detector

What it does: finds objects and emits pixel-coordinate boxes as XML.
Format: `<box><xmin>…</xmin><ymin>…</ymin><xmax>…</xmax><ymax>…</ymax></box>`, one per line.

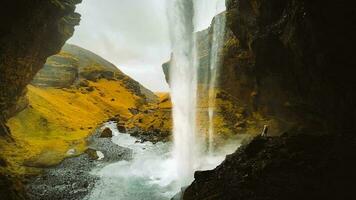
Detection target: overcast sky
<box><xmin>68</xmin><ymin>0</ymin><xmax>225</xmax><ymax>92</ymax></box>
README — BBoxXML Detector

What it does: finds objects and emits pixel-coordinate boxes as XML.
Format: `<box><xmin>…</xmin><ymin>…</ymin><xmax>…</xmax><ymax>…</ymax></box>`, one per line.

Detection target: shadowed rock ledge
<box><xmin>0</xmin><ymin>1</ymin><xmax>82</xmax><ymax>199</ymax></box>
<box><xmin>182</xmin><ymin>0</ymin><xmax>356</xmax><ymax>199</ymax></box>
<box><xmin>184</xmin><ymin>131</ymin><xmax>356</xmax><ymax>200</ymax></box>
<box><xmin>0</xmin><ymin>0</ymin><xmax>82</xmax><ymax>134</ymax></box>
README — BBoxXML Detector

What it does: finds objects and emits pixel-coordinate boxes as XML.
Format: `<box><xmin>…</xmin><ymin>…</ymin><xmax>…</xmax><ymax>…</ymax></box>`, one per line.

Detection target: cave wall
<box><xmin>163</xmin><ymin>0</ymin><xmax>356</xmax><ymax>135</ymax></box>
<box><xmin>222</xmin><ymin>0</ymin><xmax>356</xmax><ymax>133</ymax></box>
<box><xmin>0</xmin><ymin>1</ymin><xmax>82</xmax><ymax>199</ymax></box>
<box><xmin>0</xmin><ymin>0</ymin><xmax>82</xmax><ymax>136</ymax></box>
<box><xmin>183</xmin><ymin>1</ymin><xmax>356</xmax><ymax>199</ymax></box>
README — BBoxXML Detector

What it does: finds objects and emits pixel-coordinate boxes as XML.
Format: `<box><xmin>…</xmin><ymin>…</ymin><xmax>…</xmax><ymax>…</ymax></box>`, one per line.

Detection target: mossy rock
<box><xmin>84</xmin><ymin>148</ymin><xmax>99</xmax><ymax>160</ymax></box>
<box><xmin>100</xmin><ymin>128</ymin><xmax>112</xmax><ymax>138</ymax></box>
<box><xmin>117</xmin><ymin>125</ymin><xmax>127</xmax><ymax>133</ymax></box>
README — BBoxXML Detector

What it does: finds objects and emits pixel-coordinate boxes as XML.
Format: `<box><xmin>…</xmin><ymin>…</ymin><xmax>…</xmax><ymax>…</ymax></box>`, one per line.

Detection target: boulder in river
<box><xmin>100</xmin><ymin>128</ymin><xmax>113</xmax><ymax>138</ymax></box>
<box><xmin>117</xmin><ymin>125</ymin><xmax>127</xmax><ymax>133</ymax></box>
<box><xmin>85</xmin><ymin>148</ymin><xmax>99</xmax><ymax>160</ymax></box>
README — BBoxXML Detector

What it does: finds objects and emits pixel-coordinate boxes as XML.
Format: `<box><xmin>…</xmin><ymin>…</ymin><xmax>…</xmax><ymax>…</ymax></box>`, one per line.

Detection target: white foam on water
<box><xmin>84</xmin><ymin>122</ymin><xmax>245</xmax><ymax>200</ymax></box>
<box><xmin>96</xmin><ymin>151</ymin><xmax>105</xmax><ymax>160</ymax></box>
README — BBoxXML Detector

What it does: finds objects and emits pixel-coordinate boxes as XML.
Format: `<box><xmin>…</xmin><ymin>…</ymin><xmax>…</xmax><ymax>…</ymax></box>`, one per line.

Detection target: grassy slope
<box><xmin>126</xmin><ymin>92</ymin><xmax>172</xmax><ymax>134</ymax></box>
<box><xmin>125</xmin><ymin>87</ymin><xmax>258</xmax><ymax>146</ymax></box>
<box><xmin>1</xmin><ymin>79</ymin><xmax>141</xmax><ymax>175</ymax></box>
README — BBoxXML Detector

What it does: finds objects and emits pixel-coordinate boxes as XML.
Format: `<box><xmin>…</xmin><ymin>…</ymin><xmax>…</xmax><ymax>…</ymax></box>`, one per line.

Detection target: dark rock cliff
<box><xmin>183</xmin><ymin>0</ymin><xmax>356</xmax><ymax>199</ymax></box>
<box><xmin>165</xmin><ymin>0</ymin><xmax>356</xmax><ymax>135</ymax></box>
<box><xmin>184</xmin><ymin>131</ymin><xmax>356</xmax><ymax>200</ymax></box>
<box><xmin>221</xmin><ymin>0</ymin><xmax>356</xmax><ymax>133</ymax></box>
<box><xmin>0</xmin><ymin>1</ymin><xmax>81</xmax><ymax>199</ymax></box>
<box><xmin>0</xmin><ymin>0</ymin><xmax>82</xmax><ymax>136</ymax></box>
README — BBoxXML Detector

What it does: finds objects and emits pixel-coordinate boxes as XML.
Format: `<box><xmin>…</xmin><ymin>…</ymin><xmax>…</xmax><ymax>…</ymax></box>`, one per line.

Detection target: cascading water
<box><xmin>167</xmin><ymin>0</ymin><xmax>227</xmax><ymax>187</ymax></box>
<box><xmin>207</xmin><ymin>7</ymin><xmax>227</xmax><ymax>154</ymax></box>
<box><xmin>167</xmin><ymin>0</ymin><xmax>198</xmax><ymax>186</ymax></box>
<box><xmin>81</xmin><ymin>1</ymin><xmax>243</xmax><ymax>199</ymax></box>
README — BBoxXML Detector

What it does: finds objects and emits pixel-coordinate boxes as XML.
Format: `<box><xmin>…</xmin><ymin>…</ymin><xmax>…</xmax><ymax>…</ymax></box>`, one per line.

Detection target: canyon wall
<box><xmin>222</xmin><ymin>0</ymin><xmax>356</xmax><ymax>133</ymax></box>
<box><xmin>0</xmin><ymin>0</ymin><xmax>82</xmax><ymax>136</ymax></box>
<box><xmin>183</xmin><ymin>0</ymin><xmax>356</xmax><ymax>199</ymax></box>
<box><xmin>0</xmin><ymin>1</ymin><xmax>82</xmax><ymax>199</ymax></box>
<box><xmin>164</xmin><ymin>0</ymin><xmax>356</xmax><ymax>135</ymax></box>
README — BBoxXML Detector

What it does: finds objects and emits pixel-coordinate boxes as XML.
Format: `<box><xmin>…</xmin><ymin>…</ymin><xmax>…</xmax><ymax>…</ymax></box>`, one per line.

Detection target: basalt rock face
<box><xmin>0</xmin><ymin>0</ymin><xmax>82</xmax><ymax>135</ymax></box>
<box><xmin>165</xmin><ymin>0</ymin><xmax>356</xmax><ymax>134</ymax></box>
<box><xmin>184</xmin><ymin>131</ymin><xmax>356</xmax><ymax>200</ymax></box>
<box><xmin>222</xmin><ymin>0</ymin><xmax>356</xmax><ymax>133</ymax></box>
<box><xmin>183</xmin><ymin>0</ymin><xmax>356</xmax><ymax>199</ymax></box>
<box><xmin>0</xmin><ymin>1</ymin><xmax>81</xmax><ymax>199</ymax></box>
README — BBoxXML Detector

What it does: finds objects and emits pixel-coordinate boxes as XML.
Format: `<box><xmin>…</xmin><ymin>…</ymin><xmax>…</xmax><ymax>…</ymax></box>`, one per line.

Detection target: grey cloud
<box><xmin>68</xmin><ymin>0</ymin><xmax>170</xmax><ymax>91</ymax></box>
<box><xmin>68</xmin><ymin>0</ymin><xmax>225</xmax><ymax>92</ymax></box>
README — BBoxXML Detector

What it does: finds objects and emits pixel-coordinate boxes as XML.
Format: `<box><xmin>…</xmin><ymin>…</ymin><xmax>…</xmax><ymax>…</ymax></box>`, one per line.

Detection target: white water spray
<box><xmin>167</xmin><ymin>0</ymin><xmax>227</xmax><ymax>187</ymax></box>
<box><xmin>167</xmin><ymin>0</ymin><xmax>198</xmax><ymax>186</ymax></box>
<box><xmin>207</xmin><ymin>7</ymin><xmax>227</xmax><ymax>154</ymax></box>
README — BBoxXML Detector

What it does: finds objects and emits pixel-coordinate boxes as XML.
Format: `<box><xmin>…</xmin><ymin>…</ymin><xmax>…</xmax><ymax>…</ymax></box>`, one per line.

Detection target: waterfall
<box><xmin>207</xmin><ymin>9</ymin><xmax>227</xmax><ymax>154</ymax></box>
<box><xmin>167</xmin><ymin>0</ymin><xmax>198</xmax><ymax>186</ymax></box>
<box><xmin>167</xmin><ymin>0</ymin><xmax>226</xmax><ymax>187</ymax></box>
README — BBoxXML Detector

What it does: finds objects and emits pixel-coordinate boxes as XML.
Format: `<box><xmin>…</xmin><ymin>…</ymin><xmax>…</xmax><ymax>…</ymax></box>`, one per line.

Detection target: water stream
<box><xmin>84</xmin><ymin>122</ymin><xmax>244</xmax><ymax>200</ymax></box>
<box><xmin>85</xmin><ymin>1</ymin><xmax>234</xmax><ymax>199</ymax></box>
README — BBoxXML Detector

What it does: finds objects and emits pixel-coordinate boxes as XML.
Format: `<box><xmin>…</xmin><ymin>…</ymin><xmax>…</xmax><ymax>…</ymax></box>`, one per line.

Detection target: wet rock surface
<box><xmin>99</xmin><ymin>127</ymin><xmax>113</xmax><ymax>138</ymax></box>
<box><xmin>117</xmin><ymin>124</ymin><xmax>127</xmax><ymax>133</ymax></box>
<box><xmin>26</xmin><ymin>129</ymin><xmax>132</xmax><ymax>200</ymax></box>
<box><xmin>184</xmin><ymin>131</ymin><xmax>356</xmax><ymax>200</ymax></box>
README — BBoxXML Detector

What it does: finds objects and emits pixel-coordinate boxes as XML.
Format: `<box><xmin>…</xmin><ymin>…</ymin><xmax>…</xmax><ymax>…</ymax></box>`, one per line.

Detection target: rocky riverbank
<box><xmin>25</xmin><ymin>127</ymin><xmax>132</xmax><ymax>200</ymax></box>
<box><xmin>127</xmin><ymin>127</ymin><xmax>170</xmax><ymax>144</ymax></box>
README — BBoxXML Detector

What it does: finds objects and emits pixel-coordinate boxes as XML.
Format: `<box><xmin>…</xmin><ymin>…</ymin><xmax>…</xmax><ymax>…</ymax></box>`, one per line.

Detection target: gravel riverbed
<box><xmin>26</xmin><ymin>127</ymin><xmax>132</xmax><ymax>200</ymax></box>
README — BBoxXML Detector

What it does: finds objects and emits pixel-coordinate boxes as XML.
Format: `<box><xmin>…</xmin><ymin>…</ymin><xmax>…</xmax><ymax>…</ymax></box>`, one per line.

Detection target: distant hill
<box><xmin>32</xmin><ymin>44</ymin><xmax>157</xmax><ymax>103</ymax></box>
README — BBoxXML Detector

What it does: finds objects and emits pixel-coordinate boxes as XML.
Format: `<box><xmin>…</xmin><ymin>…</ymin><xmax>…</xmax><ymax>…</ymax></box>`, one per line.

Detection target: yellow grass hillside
<box><xmin>1</xmin><ymin>79</ymin><xmax>143</xmax><ymax>175</ymax></box>
<box><xmin>124</xmin><ymin>87</ymin><xmax>259</xmax><ymax>145</ymax></box>
<box><xmin>126</xmin><ymin>92</ymin><xmax>172</xmax><ymax>136</ymax></box>
<box><xmin>0</xmin><ymin>44</ymin><xmax>157</xmax><ymax>176</ymax></box>
<box><xmin>196</xmin><ymin>86</ymin><xmax>267</xmax><ymax>141</ymax></box>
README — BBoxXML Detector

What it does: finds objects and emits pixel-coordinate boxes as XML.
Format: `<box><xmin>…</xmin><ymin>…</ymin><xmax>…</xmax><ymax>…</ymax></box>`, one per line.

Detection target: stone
<box><xmin>0</xmin><ymin>158</ymin><xmax>7</xmax><ymax>167</ymax></box>
<box><xmin>183</xmin><ymin>132</ymin><xmax>356</xmax><ymax>200</ymax></box>
<box><xmin>78</xmin><ymin>80</ymin><xmax>89</xmax><ymax>87</ymax></box>
<box><xmin>117</xmin><ymin>125</ymin><xmax>127</xmax><ymax>133</ymax></box>
<box><xmin>66</xmin><ymin>149</ymin><xmax>76</xmax><ymax>156</ymax></box>
<box><xmin>100</xmin><ymin>128</ymin><xmax>113</xmax><ymax>138</ymax></box>
<box><xmin>129</xmin><ymin>108</ymin><xmax>139</xmax><ymax>115</ymax></box>
<box><xmin>86</xmin><ymin>86</ymin><xmax>95</xmax><ymax>92</ymax></box>
<box><xmin>84</xmin><ymin>148</ymin><xmax>99</xmax><ymax>160</ymax></box>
